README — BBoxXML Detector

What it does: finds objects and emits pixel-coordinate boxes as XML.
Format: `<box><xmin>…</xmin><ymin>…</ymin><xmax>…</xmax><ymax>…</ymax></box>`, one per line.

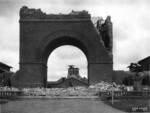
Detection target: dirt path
<box><xmin>1</xmin><ymin>98</ymin><xmax>126</xmax><ymax>113</ymax></box>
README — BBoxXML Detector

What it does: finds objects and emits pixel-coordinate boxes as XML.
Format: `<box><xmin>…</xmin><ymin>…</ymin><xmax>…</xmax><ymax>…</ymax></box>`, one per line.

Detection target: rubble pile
<box><xmin>89</xmin><ymin>81</ymin><xmax>121</xmax><ymax>92</ymax></box>
<box><xmin>0</xmin><ymin>81</ymin><xmax>121</xmax><ymax>97</ymax></box>
<box><xmin>22</xmin><ymin>87</ymin><xmax>95</xmax><ymax>96</ymax></box>
<box><xmin>21</xmin><ymin>81</ymin><xmax>121</xmax><ymax>96</ymax></box>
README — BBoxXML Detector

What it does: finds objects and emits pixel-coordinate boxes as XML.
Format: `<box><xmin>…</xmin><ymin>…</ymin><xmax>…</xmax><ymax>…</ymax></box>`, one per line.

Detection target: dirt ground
<box><xmin>0</xmin><ymin>98</ymin><xmax>126</xmax><ymax>113</ymax></box>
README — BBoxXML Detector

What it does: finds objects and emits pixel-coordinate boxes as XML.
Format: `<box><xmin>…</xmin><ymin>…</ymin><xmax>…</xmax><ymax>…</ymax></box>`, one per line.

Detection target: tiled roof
<box><xmin>0</xmin><ymin>62</ymin><xmax>12</xmax><ymax>68</ymax></box>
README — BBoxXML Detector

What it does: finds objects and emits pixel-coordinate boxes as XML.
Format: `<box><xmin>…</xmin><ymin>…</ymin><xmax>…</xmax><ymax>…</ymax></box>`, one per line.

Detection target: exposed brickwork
<box><xmin>18</xmin><ymin>6</ymin><xmax>113</xmax><ymax>88</ymax></box>
<box><xmin>88</xmin><ymin>63</ymin><xmax>113</xmax><ymax>84</ymax></box>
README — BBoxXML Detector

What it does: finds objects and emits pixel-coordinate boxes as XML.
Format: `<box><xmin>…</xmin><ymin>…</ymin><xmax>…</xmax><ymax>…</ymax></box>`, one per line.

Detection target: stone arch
<box><xmin>18</xmin><ymin>7</ymin><xmax>113</xmax><ymax>88</ymax></box>
<box><xmin>40</xmin><ymin>31</ymin><xmax>90</xmax><ymax>85</ymax></box>
<box><xmin>19</xmin><ymin>30</ymin><xmax>113</xmax><ymax>87</ymax></box>
<box><xmin>38</xmin><ymin>31</ymin><xmax>90</xmax><ymax>64</ymax></box>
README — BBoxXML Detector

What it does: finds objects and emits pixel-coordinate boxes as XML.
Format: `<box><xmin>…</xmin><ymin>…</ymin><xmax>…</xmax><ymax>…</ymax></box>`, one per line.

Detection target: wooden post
<box><xmin>112</xmin><ymin>82</ymin><xmax>114</xmax><ymax>105</ymax></box>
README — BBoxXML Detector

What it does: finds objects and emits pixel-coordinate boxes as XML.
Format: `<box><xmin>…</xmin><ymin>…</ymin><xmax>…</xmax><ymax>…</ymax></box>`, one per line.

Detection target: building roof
<box><xmin>47</xmin><ymin>77</ymin><xmax>66</xmax><ymax>84</ymax></box>
<box><xmin>47</xmin><ymin>77</ymin><xmax>88</xmax><ymax>85</ymax></box>
<box><xmin>138</xmin><ymin>56</ymin><xmax>150</xmax><ymax>64</ymax></box>
<box><xmin>127</xmin><ymin>56</ymin><xmax>150</xmax><ymax>68</ymax></box>
<box><xmin>0</xmin><ymin>62</ymin><xmax>12</xmax><ymax>68</ymax></box>
<box><xmin>63</xmin><ymin>77</ymin><xmax>88</xmax><ymax>85</ymax></box>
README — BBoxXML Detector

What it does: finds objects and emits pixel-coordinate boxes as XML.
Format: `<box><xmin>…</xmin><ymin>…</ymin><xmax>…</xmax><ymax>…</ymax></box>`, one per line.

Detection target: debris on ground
<box><xmin>0</xmin><ymin>81</ymin><xmax>121</xmax><ymax>96</ymax></box>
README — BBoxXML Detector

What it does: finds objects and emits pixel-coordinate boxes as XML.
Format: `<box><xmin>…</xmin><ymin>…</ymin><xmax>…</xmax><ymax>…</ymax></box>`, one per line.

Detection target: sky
<box><xmin>0</xmin><ymin>0</ymin><xmax>149</xmax><ymax>81</ymax></box>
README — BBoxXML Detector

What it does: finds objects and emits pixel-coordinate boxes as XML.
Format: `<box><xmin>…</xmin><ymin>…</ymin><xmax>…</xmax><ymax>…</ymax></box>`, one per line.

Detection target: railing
<box><xmin>0</xmin><ymin>91</ymin><xmax>22</xmax><ymax>99</ymax></box>
<box><xmin>98</xmin><ymin>91</ymin><xmax>150</xmax><ymax>100</ymax></box>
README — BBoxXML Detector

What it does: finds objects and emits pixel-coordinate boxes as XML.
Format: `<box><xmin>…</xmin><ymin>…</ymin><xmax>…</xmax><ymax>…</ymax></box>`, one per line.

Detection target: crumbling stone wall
<box><xmin>96</xmin><ymin>16</ymin><xmax>113</xmax><ymax>53</ymax></box>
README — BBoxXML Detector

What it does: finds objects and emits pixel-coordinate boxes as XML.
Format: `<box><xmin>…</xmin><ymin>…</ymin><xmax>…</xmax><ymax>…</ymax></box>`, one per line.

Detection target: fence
<box><xmin>98</xmin><ymin>91</ymin><xmax>150</xmax><ymax>100</ymax></box>
<box><xmin>0</xmin><ymin>91</ymin><xmax>22</xmax><ymax>99</ymax></box>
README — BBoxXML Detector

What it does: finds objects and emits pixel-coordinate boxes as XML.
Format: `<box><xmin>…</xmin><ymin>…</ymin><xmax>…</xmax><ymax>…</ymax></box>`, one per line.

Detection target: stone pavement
<box><xmin>1</xmin><ymin>98</ymin><xmax>126</xmax><ymax>113</ymax></box>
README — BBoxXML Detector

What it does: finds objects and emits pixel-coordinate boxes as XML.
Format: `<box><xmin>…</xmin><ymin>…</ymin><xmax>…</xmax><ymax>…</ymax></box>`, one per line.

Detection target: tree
<box><xmin>142</xmin><ymin>76</ymin><xmax>150</xmax><ymax>86</ymax></box>
<box><xmin>122</xmin><ymin>76</ymin><xmax>134</xmax><ymax>86</ymax></box>
<box><xmin>128</xmin><ymin>63</ymin><xmax>142</xmax><ymax>72</ymax></box>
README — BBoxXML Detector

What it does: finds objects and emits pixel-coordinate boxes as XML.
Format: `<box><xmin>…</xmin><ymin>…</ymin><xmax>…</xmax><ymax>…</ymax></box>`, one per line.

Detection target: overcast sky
<box><xmin>0</xmin><ymin>0</ymin><xmax>149</xmax><ymax>81</ymax></box>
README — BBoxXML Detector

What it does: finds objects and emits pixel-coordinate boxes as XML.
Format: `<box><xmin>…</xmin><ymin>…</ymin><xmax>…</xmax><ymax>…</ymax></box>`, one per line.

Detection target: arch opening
<box><xmin>47</xmin><ymin>45</ymin><xmax>88</xmax><ymax>87</ymax></box>
<box><xmin>44</xmin><ymin>36</ymin><xmax>89</xmax><ymax>88</ymax></box>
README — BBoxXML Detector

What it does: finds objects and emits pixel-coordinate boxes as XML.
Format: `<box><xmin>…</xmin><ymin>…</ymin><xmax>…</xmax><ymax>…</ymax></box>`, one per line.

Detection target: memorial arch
<box><xmin>18</xmin><ymin>6</ymin><xmax>113</xmax><ymax>88</ymax></box>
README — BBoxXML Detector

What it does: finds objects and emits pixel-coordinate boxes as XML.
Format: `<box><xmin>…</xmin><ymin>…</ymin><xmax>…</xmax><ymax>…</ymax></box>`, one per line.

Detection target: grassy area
<box><xmin>105</xmin><ymin>99</ymin><xmax>150</xmax><ymax>112</ymax></box>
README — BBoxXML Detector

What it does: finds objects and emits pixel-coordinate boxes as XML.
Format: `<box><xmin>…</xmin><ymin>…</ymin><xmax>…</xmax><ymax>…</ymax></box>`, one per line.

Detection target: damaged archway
<box><xmin>18</xmin><ymin>6</ymin><xmax>113</xmax><ymax>88</ymax></box>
